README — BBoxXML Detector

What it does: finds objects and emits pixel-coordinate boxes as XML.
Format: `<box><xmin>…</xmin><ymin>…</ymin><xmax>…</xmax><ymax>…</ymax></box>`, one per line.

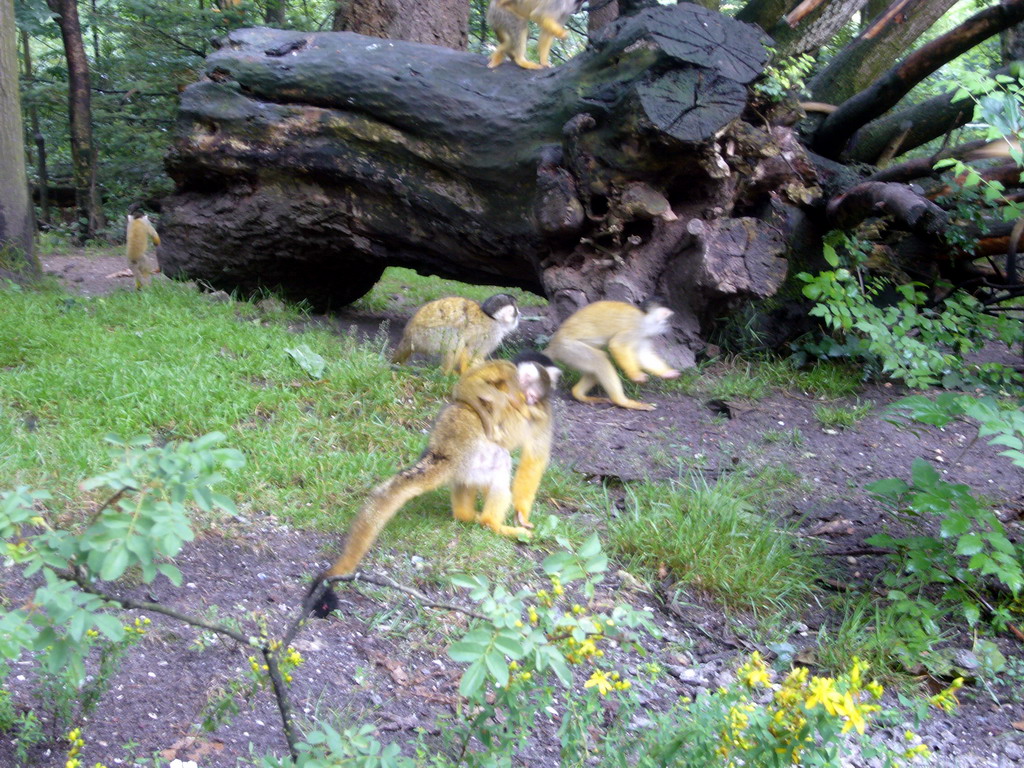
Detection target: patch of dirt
<box><xmin>4</xmin><ymin>255</ymin><xmax>1024</xmax><ymax>768</ymax></box>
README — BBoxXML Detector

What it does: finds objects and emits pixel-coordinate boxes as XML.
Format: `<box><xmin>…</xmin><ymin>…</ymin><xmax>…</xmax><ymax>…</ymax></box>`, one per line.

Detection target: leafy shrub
<box><xmin>794</xmin><ymin>232</ymin><xmax>1022</xmax><ymax>389</ymax></box>
<box><xmin>866</xmin><ymin>394</ymin><xmax>1024</xmax><ymax>629</ymax></box>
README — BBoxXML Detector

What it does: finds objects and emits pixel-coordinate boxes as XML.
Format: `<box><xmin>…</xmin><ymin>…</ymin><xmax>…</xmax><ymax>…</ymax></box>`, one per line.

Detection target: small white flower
<box><xmin>169</xmin><ymin>760</ymin><xmax>199</xmax><ymax>768</ymax></box>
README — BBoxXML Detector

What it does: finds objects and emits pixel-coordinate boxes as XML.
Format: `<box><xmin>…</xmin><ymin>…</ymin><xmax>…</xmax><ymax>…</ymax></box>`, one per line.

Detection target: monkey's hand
<box><xmin>514</xmin><ymin>510</ymin><xmax>535</xmax><ymax>529</ymax></box>
<box><xmin>660</xmin><ymin>369</ymin><xmax>682</xmax><ymax>379</ymax></box>
<box><xmin>629</xmin><ymin>372</ymin><xmax>650</xmax><ymax>383</ymax></box>
<box><xmin>306</xmin><ymin>575</ymin><xmax>340</xmax><ymax>618</ymax></box>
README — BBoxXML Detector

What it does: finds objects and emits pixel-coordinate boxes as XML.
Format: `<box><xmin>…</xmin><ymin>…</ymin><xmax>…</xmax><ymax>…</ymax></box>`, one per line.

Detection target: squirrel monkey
<box><xmin>125</xmin><ymin>212</ymin><xmax>161</xmax><ymax>289</ymax></box>
<box><xmin>545</xmin><ymin>298</ymin><xmax>681</xmax><ymax>411</ymax></box>
<box><xmin>308</xmin><ymin>353</ymin><xmax>560</xmax><ymax>616</ymax></box>
<box><xmin>487</xmin><ymin>0</ymin><xmax>582</xmax><ymax>70</ymax></box>
<box><xmin>391</xmin><ymin>294</ymin><xmax>520</xmax><ymax>374</ymax></box>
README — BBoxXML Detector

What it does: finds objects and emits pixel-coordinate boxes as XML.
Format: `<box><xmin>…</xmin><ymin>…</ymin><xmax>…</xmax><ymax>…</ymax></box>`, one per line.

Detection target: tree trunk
<box><xmin>587</xmin><ymin>0</ymin><xmax>618</xmax><ymax>34</ymax></box>
<box><xmin>0</xmin><ymin>0</ymin><xmax>39</xmax><ymax>281</ymax></box>
<box><xmin>812</xmin><ymin>0</ymin><xmax>1024</xmax><ymax>159</ymax></box>
<box><xmin>46</xmin><ymin>0</ymin><xmax>105</xmax><ymax>242</ymax></box>
<box><xmin>768</xmin><ymin>0</ymin><xmax>868</xmax><ymax>57</ymax></box>
<box><xmin>21</xmin><ymin>29</ymin><xmax>51</xmax><ymax>229</ymax></box>
<box><xmin>808</xmin><ymin>0</ymin><xmax>958</xmax><ymax>105</ymax></box>
<box><xmin>331</xmin><ymin>0</ymin><xmax>469</xmax><ymax>49</ymax></box>
<box><xmin>265</xmin><ymin>0</ymin><xmax>286</xmax><ymax>26</ymax></box>
<box><xmin>160</xmin><ymin>5</ymin><xmax>810</xmax><ymax>366</ymax></box>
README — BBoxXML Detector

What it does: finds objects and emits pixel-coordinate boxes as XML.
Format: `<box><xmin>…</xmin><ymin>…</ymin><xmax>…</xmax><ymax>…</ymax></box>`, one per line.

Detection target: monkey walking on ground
<box><xmin>125</xmin><ymin>212</ymin><xmax>161</xmax><ymax>289</ymax></box>
<box><xmin>545</xmin><ymin>298</ymin><xmax>681</xmax><ymax>411</ymax></box>
<box><xmin>308</xmin><ymin>353</ymin><xmax>560</xmax><ymax>616</ymax></box>
<box><xmin>391</xmin><ymin>294</ymin><xmax>520</xmax><ymax>374</ymax></box>
<box><xmin>487</xmin><ymin>0</ymin><xmax>584</xmax><ymax>70</ymax></box>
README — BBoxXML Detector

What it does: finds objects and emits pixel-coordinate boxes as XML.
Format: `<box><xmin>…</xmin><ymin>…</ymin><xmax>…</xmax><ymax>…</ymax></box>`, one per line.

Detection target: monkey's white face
<box><xmin>517</xmin><ymin>362</ymin><xmax>554</xmax><ymax>405</ymax></box>
<box><xmin>642</xmin><ymin>306</ymin><xmax>674</xmax><ymax>336</ymax></box>
<box><xmin>492</xmin><ymin>303</ymin><xmax>520</xmax><ymax>331</ymax></box>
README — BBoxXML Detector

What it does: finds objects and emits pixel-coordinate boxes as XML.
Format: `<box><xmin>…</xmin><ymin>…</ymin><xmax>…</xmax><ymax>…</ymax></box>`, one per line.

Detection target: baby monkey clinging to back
<box><xmin>391</xmin><ymin>294</ymin><xmax>520</xmax><ymax>374</ymax></box>
<box><xmin>308</xmin><ymin>352</ymin><xmax>560</xmax><ymax>617</ymax></box>
<box><xmin>487</xmin><ymin>0</ymin><xmax>584</xmax><ymax>70</ymax></box>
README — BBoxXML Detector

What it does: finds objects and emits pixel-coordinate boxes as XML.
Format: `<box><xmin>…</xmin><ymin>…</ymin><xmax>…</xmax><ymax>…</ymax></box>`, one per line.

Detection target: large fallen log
<box><xmin>160</xmin><ymin>4</ymin><xmax>820</xmax><ymax>365</ymax></box>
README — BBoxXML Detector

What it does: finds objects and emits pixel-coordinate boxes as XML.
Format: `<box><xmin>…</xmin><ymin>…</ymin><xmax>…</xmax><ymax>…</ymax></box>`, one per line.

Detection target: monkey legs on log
<box><xmin>160</xmin><ymin>4</ymin><xmax>820</xmax><ymax>364</ymax></box>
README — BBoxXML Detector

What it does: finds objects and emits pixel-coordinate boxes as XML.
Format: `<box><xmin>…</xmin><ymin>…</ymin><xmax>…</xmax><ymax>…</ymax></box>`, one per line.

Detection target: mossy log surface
<box><xmin>160</xmin><ymin>4</ymin><xmax>818</xmax><ymax>363</ymax></box>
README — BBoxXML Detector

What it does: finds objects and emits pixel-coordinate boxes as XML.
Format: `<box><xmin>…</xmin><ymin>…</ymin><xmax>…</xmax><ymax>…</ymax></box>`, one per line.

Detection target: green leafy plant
<box><xmin>753</xmin><ymin>51</ymin><xmax>816</xmax><ymax>103</ymax></box>
<box><xmin>445</xmin><ymin>533</ymin><xmax>654</xmax><ymax>764</ymax></box>
<box><xmin>866</xmin><ymin>394</ymin><xmax>1024</xmax><ymax>630</ymax></box>
<box><xmin>794</xmin><ymin>232</ymin><xmax>1022</xmax><ymax>389</ymax></box>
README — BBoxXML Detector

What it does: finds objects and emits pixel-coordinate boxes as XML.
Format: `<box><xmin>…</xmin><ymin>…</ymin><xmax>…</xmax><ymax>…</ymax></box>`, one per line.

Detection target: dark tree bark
<box><xmin>587</xmin><ymin>0</ymin><xmax>618</xmax><ymax>34</ymax></box>
<box><xmin>844</xmin><ymin>83</ymin><xmax>975</xmax><ymax>164</ymax></box>
<box><xmin>812</xmin><ymin>0</ymin><xmax>1024</xmax><ymax>159</ymax></box>
<box><xmin>160</xmin><ymin>5</ymin><xmax>815</xmax><ymax>366</ymax></box>
<box><xmin>46</xmin><ymin>0</ymin><xmax>105</xmax><ymax>242</ymax></box>
<box><xmin>734</xmin><ymin>0</ymin><xmax>789</xmax><ymax>31</ymax></box>
<box><xmin>1003</xmin><ymin>19</ymin><xmax>1024</xmax><ymax>61</ymax></box>
<box><xmin>332</xmin><ymin>0</ymin><xmax>469</xmax><ymax>49</ymax></box>
<box><xmin>0</xmin><ymin>0</ymin><xmax>39</xmax><ymax>281</ymax></box>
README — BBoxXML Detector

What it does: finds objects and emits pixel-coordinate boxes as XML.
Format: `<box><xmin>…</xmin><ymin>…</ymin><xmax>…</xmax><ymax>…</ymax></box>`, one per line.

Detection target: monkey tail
<box><xmin>308</xmin><ymin>452</ymin><xmax>451</xmax><ymax>617</ymax></box>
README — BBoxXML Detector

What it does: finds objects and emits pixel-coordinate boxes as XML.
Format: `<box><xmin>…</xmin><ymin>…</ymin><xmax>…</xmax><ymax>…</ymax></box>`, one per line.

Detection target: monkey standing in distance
<box><xmin>125</xmin><ymin>213</ymin><xmax>161</xmax><ymax>289</ymax></box>
<box><xmin>545</xmin><ymin>298</ymin><xmax>681</xmax><ymax>411</ymax></box>
<box><xmin>486</xmin><ymin>0</ymin><xmax>584</xmax><ymax>70</ymax></box>
<box><xmin>308</xmin><ymin>353</ymin><xmax>560</xmax><ymax>616</ymax></box>
<box><xmin>391</xmin><ymin>294</ymin><xmax>520</xmax><ymax>374</ymax></box>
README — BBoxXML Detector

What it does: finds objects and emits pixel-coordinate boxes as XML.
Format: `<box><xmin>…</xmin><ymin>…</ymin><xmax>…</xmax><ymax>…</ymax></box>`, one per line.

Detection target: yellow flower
<box><xmin>929</xmin><ymin>678</ymin><xmax>964</xmax><ymax>713</ymax></box>
<box><xmin>785</xmin><ymin>666</ymin><xmax>808</xmax><ymax>685</ymax></box>
<box><xmin>585</xmin><ymin>670</ymin><xmax>614</xmax><ymax>696</ymax></box>
<box><xmin>577</xmin><ymin>638</ymin><xmax>598</xmax><ymax>657</ymax></box>
<box><xmin>836</xmin><ymin>692</ymin><xmax>867</xmax><ymax>734</ymax></box>
<box><xmin>738</xmin><ymin>653</ymin><xmax>771</xmax><ymax>688</ymax></box>
<box><xmin>848</xmin><ymin>656</ymin><xmax>868</xmax><ymax>689</ymax></box>
<box><xmin>903</xmin><ymin>744</ymin><xmax>931</xmax><ymax>759</ymax></box>
<box><xmin>867</xmin><ymin>680</ymin><xmax>884</xmax><ymax>699</ymax></box>
<box><xmin>805</xmin><ymin>677</ymin><xmax>841</xmax><ymax>716</ymax></box>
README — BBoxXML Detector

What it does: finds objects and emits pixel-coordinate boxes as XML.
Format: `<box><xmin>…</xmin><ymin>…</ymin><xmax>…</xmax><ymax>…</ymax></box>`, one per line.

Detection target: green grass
<box><xmin>814</xmin><ymin>400</ymin><xmax>873</xmax><ymax>430</ymax></box>
<box><xmin>814</xmin><ymin>596</ymin><xmax>952</xmax><ymax>685</ymax></box>
<box><xmin>352</xmin><ymin>267</ymin><xmax>548</xmax><ymax>313</ymax></box>
<box><xmin>1</xmin><ymin>272</ymin><xmax>827</xmax><ymax>625</ymax></box>
<box><xmin>0</xmin><ymin>280</ymin><xmax>542</xmax><ymax>578</ymax></box>
<box><xmin>604</xmin><ymin>470</ymin><xmax>819</xmax><ymax>617</ymax></box>
<box><xmin>660</xmin><ymin>356</ymin><xmax>865</xmax><ymax>402</ymax></box>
